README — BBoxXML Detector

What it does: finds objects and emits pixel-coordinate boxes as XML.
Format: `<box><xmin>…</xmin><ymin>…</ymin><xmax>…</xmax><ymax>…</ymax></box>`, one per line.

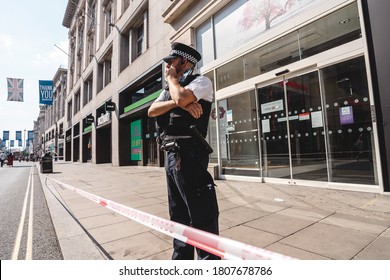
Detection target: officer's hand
<box><xmin>165</xmin><ymin>65</ymin><xmax>178</xmax><ymax>80</ymax></box>
<box><xmin>185</xmin><ymin>102</ymin><xmax>203</xmax><ymax>119</ymax></box>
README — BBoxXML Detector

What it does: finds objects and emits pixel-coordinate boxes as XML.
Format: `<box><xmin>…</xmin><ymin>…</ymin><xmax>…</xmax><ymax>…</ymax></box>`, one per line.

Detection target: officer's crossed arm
<box><xmin>148</xmin><ymin>99</ymin><xmax>177</xmax><ymax>117</ymax></box>
<box><xmin>148</xmin><ymin>97</ymin><xmax>203</xmax><ymax>119</ymax></box>
<box><xmin>166</xmin><ymin>74</ymin><xmax>203</xmax><ymax>119</ymax></box>
<box><xmin>147</xmin><ymin>95</ymin><xmax>203</xmax><ymax>119</ymax></box>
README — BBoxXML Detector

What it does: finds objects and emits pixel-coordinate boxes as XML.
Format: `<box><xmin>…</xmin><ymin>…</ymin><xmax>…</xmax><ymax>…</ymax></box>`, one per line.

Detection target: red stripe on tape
<box><xmin>186</xmin><ymin>238</ymin><xmax>224</xmax><ymax>258</ymax></box>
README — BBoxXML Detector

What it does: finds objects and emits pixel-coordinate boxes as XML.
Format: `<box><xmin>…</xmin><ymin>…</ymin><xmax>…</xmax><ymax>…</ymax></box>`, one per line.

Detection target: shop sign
<box><xmin>97</xmin><ymin>112</ymin><xmax>111</xmax><ymax>126</ymax></box>
<box><xmin>86</xmin><ymin>115</ymin><xmax>94</xmax><ymax>124</ymax></box>
<box><xmin>131</xmin><ymin>119</ymin><xmax>142</xmax><ymax>161</ymax></box>
<box><xmin>105</xmin><ymin>101</ymin><xmax>116</xmax><ymax>111</ymax></box>
<box><xmin>261</xmin><ymin>99</ymin><xmax>284</xmax><ymax>114</ymax></box>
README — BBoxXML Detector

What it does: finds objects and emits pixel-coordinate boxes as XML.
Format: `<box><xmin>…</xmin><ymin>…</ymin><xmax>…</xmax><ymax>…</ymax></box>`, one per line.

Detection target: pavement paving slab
<box><xmin>39</xmin><ymin>162</ymin><xmax>390</xmax><ymax>260</ymax></box>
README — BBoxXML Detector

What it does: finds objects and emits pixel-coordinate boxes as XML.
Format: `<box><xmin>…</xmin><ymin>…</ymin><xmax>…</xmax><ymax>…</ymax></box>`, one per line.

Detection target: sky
<box><xmin>0</xmin><ymin>0</ymin><xmax>69</xmax><ymax>149</ymax></box>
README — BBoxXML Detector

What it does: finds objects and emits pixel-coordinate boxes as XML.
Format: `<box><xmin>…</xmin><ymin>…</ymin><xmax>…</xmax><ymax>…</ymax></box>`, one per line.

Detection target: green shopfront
<box><xmin>197</xmin><ymin>0</ymin><xmax>385</xmax><ymax>192</ymax></box>
<box><xmin>119</xmin><ymin>65</ymin><xmax>164</xmax><ymax>167</ymax></box>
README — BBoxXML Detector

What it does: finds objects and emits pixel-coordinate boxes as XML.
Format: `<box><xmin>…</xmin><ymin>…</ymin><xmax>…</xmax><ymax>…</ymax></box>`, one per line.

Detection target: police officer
<box><xmin>148</xmin><ymin>42</ymin><xmax>220</xmax><ymax>260</ymax></box>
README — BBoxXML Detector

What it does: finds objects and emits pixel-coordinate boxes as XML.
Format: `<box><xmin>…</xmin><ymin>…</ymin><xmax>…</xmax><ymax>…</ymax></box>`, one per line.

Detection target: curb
<box><xmin>37</xmin><ymin>164</ymin><xmax>108</xmax><ymax>260</ymax></box>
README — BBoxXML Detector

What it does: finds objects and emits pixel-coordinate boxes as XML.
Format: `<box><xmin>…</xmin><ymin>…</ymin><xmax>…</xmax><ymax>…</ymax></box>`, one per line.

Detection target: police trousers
<box><xmin>165</xmin><ymin>138</ymin><xmax>220</xmax><ymax>260</ymax></box>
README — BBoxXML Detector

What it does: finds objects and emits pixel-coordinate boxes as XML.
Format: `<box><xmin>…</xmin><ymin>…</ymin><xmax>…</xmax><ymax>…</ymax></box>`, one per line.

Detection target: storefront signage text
<box><xmin>97</xmin><ymin>112</ymin><xmax>111</xmax><ymax>126</ymax></box>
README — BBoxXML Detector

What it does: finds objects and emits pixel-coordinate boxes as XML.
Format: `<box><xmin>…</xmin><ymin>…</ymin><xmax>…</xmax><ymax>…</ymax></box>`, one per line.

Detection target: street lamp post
<box><xmin>24</xmin><ymin>129</ymin><xmax>26</xmax><ymax>156</ymax></box>
<box><xmin>55</xmin><ymin>123</ymin><xmax>58</xmax><ymax>161</ymax></box>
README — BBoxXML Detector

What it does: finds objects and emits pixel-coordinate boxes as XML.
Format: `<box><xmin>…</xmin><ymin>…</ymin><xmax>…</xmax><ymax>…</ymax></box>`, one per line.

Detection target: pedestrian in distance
<box><xmin>148</xmin><ymin>42</ymin><xmax>220</xmax><ymax>260</ymax></box>
<box><xmin>7</xmin><ymin>152</ymin><xmax>14</xmax><ymax>167</ymax></box>
<box><xmin>0</xmin><ymin>152</ymin><xmax>6</xmax><ymax>167</ymax></box>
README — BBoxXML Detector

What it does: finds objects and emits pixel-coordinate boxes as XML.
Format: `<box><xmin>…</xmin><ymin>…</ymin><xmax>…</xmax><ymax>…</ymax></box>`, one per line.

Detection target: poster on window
<box><xmin>311</xmin><ymin>111</ymin><xmax>323</xmax><ymax>128</ymax></box>
<box><xmin>130</xmin><ymin>119</ymin><xmax>142</xmax><ymax>161</ymax></box>
<box><xmin>262</xmin><ymin>119</ymin><xmax>270</xmax><ymax>133</ymax></box>
<box><xmin>339</xmin><ymin>106</ymin><xmax>354</xmax><ymax>125</ymax></box>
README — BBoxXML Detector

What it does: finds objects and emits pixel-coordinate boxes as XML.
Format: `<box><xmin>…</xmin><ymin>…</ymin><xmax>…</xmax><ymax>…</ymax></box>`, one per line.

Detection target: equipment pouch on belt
<box><xmin>190</xmin><ymin>125</ymin><xmax>213</xmax><ymax>154</ymax></box>
<box><xmin>160</xmin><ymin>139</ymin><xmax>179</xmax><ymax>152</ymax></box>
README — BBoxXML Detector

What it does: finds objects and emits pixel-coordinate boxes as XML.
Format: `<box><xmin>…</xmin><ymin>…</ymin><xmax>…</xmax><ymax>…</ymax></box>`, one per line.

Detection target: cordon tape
<box><xmin>46</xmin><ymin>176</ymin><xmax>296</xmax><ymax>260</ymax></box>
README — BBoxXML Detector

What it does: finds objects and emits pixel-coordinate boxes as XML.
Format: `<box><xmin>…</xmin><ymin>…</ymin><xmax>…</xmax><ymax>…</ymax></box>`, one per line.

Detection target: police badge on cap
<box><xmin>163</xmin><ymin>42</ymin><xmax>202</xmax><ymax>65</ymax></box>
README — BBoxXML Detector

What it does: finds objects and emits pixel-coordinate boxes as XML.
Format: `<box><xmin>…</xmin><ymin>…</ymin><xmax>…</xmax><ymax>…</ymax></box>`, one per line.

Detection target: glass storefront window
<box><xmin>244</xmin><ymin>32</ymin><xmax>300</xmax><ymax>79</ymax></box>
<box><xmin>204</xmin><ymin>71</ymin><xmax>218</xmax><ymax>164</ymax></box>
<box><xmin>216</xmin><ymin>58</ymin><xmax>244</xmax><ymax>91</ymax></box>
<box><xmin>206</xmin><ymin>2</ymin><xmax>379</xmax><ymax>188</ymax></box>
<box><xmin>218</xmin><ymin>91</ymin><xmax>260</xmax><ymax>176</ymax></box>
<box><xmin>215</xmin><ymin>2</ymin><xmax>361</xmax><ymax>90</ymax></box>
<box><xmin>214</xmin><ymin>0</ymin><xmax>248</xmax><ymax>59</ymax></box>
<box><xmin>196</xmin><ymin>20</ymin><xmax>214</xmax><ymax>69</ymax></box>
<box><xmin>298</xmin><ymin>3</ymin><xmax>361</xmax><ymax>59</ymax></box>
<box><xmin>208</xmin><ymin>101</ymin><xmax>218</xmax><ymax>163</ymax></box>
<box><xmin>228</xmin><ymin>57</ymin><xmax>378</xmax><ymax>185</ymax></box>
<box><xmin>212</xmin><ymin>0</ymin><xmax>323</xmax><ymax>60</ymax></box>
<box><xmin>321</xmin><ymin>56</ymin><xmax>377</xmax><ymax>185</ymax></box>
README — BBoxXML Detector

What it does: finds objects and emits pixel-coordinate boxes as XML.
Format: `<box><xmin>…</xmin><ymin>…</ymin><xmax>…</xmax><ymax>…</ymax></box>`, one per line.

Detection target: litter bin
<box><xmin>40</xmin><ymin>153</ymin><xmax>53</xmax><ymax>173</ymax></box>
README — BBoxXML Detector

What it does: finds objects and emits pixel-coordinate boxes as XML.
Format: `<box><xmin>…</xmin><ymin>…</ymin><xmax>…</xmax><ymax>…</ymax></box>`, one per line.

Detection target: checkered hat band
<box><xmin>170</xmin><ymin>49</ymin><xmax>197</xmax><ymax>64</ymax></box>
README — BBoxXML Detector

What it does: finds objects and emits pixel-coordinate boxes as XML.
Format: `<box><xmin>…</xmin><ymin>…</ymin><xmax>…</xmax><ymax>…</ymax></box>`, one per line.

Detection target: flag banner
<box><xmin>10</xmin><ymin>140</ymin><xmax>14</xmax><ymax>147</ymax></box>
<box><xmin>39</xmin><ymin>80</ymin><xmax>53</xmax><ymax>105</ymax></box>
<box><xmin>3</xmin><ymin>131</ymin><xmax>10</xmax><ymax>141</ymax></box>
<box><xmin>26</xmin><ymin>140</ymin><xmax>30</xmax><ymax>147</ymax></box>
<box><xmin>2</xmin><ymin>140</ymin><xmax>6</xmax><ymax>147</ymax></box>
<box><xmin>7</xmin><ymin>78</ymin><xmax>24</xmax><ymax>102</ymax></box>
<box><xmin>15</xmin><ymin>131</ymin><xmax>22</xmax><ymax>141</ymax></box>
<box><xmin>28</xmin><ymin>130</ymin><xmax>34</xmax><ymax>140</ymax></box>
<box><xmin>18</xmin><ymin>140</ymin><xmax>22</xmax><ymax>147</ymax></box>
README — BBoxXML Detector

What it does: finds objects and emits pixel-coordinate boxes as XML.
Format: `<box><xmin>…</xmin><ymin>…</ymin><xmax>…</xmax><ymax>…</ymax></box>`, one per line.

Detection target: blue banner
<box><xmin>10</xmin><ymin>140</ymin><xmax>14</xmax><ymax>147</ymax></box>
<box><xmin>16</xmin><ymin>131</ymin><xmax>22</xmax><ymax>141</ymax></box>
<box><xmin>39</xmin><ymin>80</ymin><xmax>53</xmax><ymax>105</ymax></box>
<box><xmin>28</xmin><ymin>130</ymin><xmax>34</xmax><ymax>140</ymax></box>
<box><xmin>3</xmin><ymin>131</ymin><xmax>9</xmax><ymax>141</ymax></box>
<box><xmin>2</xmin><ymin>140</ymin><xmax>6</xmax><ymax>147</ymax></box>
<box><xmin>18</xmin><ymin>140</ymin><xmax>22</xmax><ymax>147</ymax></box>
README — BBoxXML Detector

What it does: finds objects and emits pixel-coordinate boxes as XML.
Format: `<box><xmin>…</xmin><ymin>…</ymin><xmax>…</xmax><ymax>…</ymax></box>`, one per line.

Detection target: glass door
<box><xmin>286</xmin><ymin>72</ymin><xmax>327</xmax><ymax>181</ymax></box>
<box><xmin>321</xmin><ymin>56</ymin><xmax>378</xmax><ymax>185</ymax></box>
<box><xmin>218</xmin><ymin>90</ymin><xmax>260</xmax><ymax>176</ymax></box>
<box><xmin>258</xmin><ymin>81</ymin><xmax>290</xmax><ymax>179</ymax></box>
<box><xmin>258</xmin><ymin>70</ymin><xmax>327</xmax><ymax>181</ymax></box>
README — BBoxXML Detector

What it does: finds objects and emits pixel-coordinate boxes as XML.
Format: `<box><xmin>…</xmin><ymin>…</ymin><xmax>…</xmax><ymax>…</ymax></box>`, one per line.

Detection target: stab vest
<box><xmin>155</xmin><ymin>75</ymin><xmax>212</xmax><ymax>138</ymax></box>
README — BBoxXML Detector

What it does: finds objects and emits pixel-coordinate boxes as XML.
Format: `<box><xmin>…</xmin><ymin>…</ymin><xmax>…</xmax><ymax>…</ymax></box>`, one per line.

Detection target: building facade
<box><xmin>37</xmin><ymin>68</ymin><xmax>67</xmax><ymax>159</ymax></box>
<box><xmin>62</xmin><ymin>0</ymin><xmax>174</xmax><ymax>166</ymax></box>
<box><xmin>57</xmin><ymin>0</ymin><xmax>390</xmax><ymax>193</ymax></box>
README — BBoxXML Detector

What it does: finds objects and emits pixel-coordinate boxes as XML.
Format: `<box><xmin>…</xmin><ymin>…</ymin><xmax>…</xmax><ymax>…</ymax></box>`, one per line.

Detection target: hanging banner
<box><xmin>15</xmin><ymin>131</ymin><xmax>22</xmax><ymax>141</ymax></box>
<box><xmin>18</xmin><ymin>140</ymin><xmax>22</xmax><ymax>147</ymax></box>
<box><xmin>7</xmin><ymin>78</ymin><xmax>24</xmax><ymax>102</ymax></box>
<box><xmin>3</xmin><ymin>131</ymin><xmax>9</xmax><ymax>141</ymax></box>
<box><xmin>10</xmin><ymin>140</ymin><xmax>14</xmax><ymax>147</ymax></box>
<box><xmin>39</xmin><ymin>80</ymin><xmax>54</xmax><ymax>105</ymax></box>
<box><xmin>2</xmin><ymin>140</ymin><xmax>6</xmax><ymax>147</ymax></box>
<box><xmin>28</xmin><ymin>130</ymin><xmax>34</xmax><ymax>140</ymax></box>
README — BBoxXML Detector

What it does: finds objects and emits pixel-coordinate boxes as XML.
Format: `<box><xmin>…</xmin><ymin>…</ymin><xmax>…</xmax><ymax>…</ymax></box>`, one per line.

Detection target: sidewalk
<box><xmin>38</xmin><ymin>161</ymin><xmax>390</xmax><ymax>260</ymax></box>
